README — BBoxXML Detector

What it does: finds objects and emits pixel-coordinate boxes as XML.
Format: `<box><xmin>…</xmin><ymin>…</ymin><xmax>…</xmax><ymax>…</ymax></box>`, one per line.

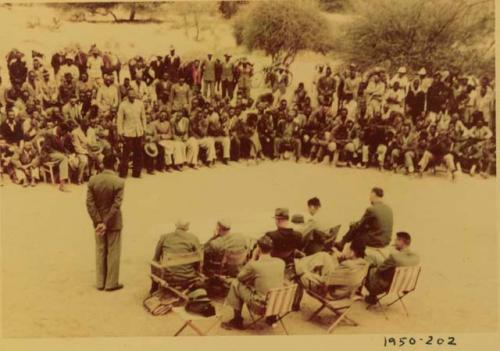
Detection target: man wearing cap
<box><xmin>265</xmin><ymin>208</ymin><xmax>304</xmax><ymax>266</ymax></box>
<box><xmin>202</xmin><ymin>54</ymin><xmax>216</xmax><ymax>99</ymax></box>
<box><xmin>418</xmin><ymin>68</ymin><xmax>433</xmax><ymax>94</ymax></box>
<box><xmin>365</xmin><ymin>73</ymin><xmax>386</xmax><ymax>119</ymax></box>
<box><xmin>203</xmin><ymin>219</ymin><xmax>248</xmax><ymax>277</ymax></box>
<box><xmin>152</xmin><ymin>220</ymin><xmax>202</xmax><ymax>286</ymax></box>
<box><xmin>117</xmin><ymin>89</ymin><xmax>147</xmax><ymax>178</ymax></box>
<box><xmin>221</xmin><ymin>54</ymin><xmax>235</xmax><ymax>100</ymax></box>
<box><xmin>221</xmin><ymin>235</ymin><xmax>285</xmax><ymax>330</ymax></box>
<box><xmin>86</xmin><ymin>154</ymin><xmax>125</xmax><ymax>291</ymax></box>
<box><xmin>336</xmin><ymin>187</ymin><xmax>393</xmax><ymax>267</ymax></box>
<box><xmin>365</xmin><ymin>232</ymin><xmax>420</xmax><ymax>304</ymax></box>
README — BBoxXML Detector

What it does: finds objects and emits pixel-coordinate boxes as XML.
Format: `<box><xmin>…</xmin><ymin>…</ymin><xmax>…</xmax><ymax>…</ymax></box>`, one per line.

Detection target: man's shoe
<box><xmin>221</xmin><ymin>317</ymin><xmax>244</xmax><ymax>330</ymax></box>
<box><xmin>97</xmin><ymin>287</ymin><xmax>104</xmax><ymax>291</ymax></box>
<box><xmin>105</xmin><ymin>284</ymin><xmax>124</xmax><ymax>292</ymax></box>
<box><xmin>265</xmin><ymin>316</ymin><xmax>278</xmax><ymax>326</ymax></box>
<box><xmin>364</xmin><ymin>294</ymin><xmax>378</xmax><ymax>305</ymax></box>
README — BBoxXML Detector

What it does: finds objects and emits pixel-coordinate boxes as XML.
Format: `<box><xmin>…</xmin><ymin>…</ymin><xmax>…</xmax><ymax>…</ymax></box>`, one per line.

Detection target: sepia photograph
<box><xmin>0</xmin><ymin>0</ymin><xmax>497</xmax><ymax>346</ymax></box>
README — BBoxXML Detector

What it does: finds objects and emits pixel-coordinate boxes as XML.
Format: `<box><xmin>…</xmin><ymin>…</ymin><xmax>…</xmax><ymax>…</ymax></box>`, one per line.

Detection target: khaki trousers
<box><xmin>95</xmin><ymin>229</ymin><xmax>122</xmax><ymax>289</ymax></box>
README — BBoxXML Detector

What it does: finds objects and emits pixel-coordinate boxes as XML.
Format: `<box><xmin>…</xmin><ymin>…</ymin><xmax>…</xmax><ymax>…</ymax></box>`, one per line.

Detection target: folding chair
<box><xmin>369</xmin><ymin>265</ymin><xmax>421</xmax><ymax>319</ymax></box>
<box><xmin>211</xmin><ymin>248</ymin><xmax>249</xmax><ymax>286</ymax></box>
<box><xmin>150</xmin><ymin>251</ymin><xmax>205</xmax><ymax>301</ymax></box>
<box><xmin>172</xmin><ymin>302</ymin><xmax>225</xmax><ymax>337</ymax></box>
<box><xmin>246</xmin><ymin>283</ymin><xmax>298</xmax><ymax>335</ymax></box>
<box><xmin>302</xmin><ymin>265</ymin><xmax>369</xmax><ymax>333</ymax></box>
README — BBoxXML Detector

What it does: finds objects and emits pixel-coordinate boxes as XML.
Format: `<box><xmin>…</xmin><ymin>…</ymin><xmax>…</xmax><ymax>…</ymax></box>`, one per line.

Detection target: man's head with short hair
<box><xmin>103</xmin><ymin>154</ymin><xmax>117</xmax><ymax>170</ymax></box>
<box><xmin>370</xmin><ymin>187</ymin><xmax>384</xmax><ymax>204</ymax></box>
<box><xmin>395</xmin><ymin>232</ymin><xmax>412</xmax><ymax>250</ymax></box>
<box><xmin>307</xmin><ymin>197</ymin><xmax>321</xmax><ymax>215</ymax></box>
<box><xmin>274</xmin><ymin>208</ymin><xmax>290</xmax><ymax>227</ymax></box>
<box><xmin>257</xmin><ymin>235</ymin><xmax>273</xmax><ymax>255</ymax></box>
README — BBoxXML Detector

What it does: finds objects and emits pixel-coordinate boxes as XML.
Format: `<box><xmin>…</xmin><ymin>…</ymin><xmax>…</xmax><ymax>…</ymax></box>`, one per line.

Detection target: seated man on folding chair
<box><xmin>221</xmin><ymin>235</ymin><xmax>285</xmax><ymax>330</ymax></box>
<box><xmin>365</xmin><ymin>232</ymin><xmax>420</xmax><ymax>305</ymax></box>
<box><xmin>203</xmin><ymin>219</ymin><xmax>248</xmax><ymax>294</ymax></box>
<box><xmin>335</xmin><ymin>187</ymin><xmax>393</xmax><ymax>267</ymax></box>
<box><xmin>296</xmin><ymin>239</ymin><xmax>368</xmax><ymax>299</ymax></box>
<box><xmin>151</xmin><ymin>219</ymin><xmax>203</xmax><ymax>294</ymax></box>
<box><xmin>300</xmin><ymin>197</ymin><xmax>340</xmax><ymax>256</ymax></box>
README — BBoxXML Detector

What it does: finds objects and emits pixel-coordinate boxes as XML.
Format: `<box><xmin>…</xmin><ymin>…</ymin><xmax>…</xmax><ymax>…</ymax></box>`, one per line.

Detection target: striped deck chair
<box><xmin>172</xmin><ymin>302</ymin><xmax>226</xmax><ymax>336</ymax></box>
<box><xmin>370</xmin><ymin>265</ymin><xmax>421</xmax><ymax>319</ymax></box>
<box><xmin>150</xmin><ymin>251</ymin><xmax>205</xmax><ymax>301</ymax></box>
<box><xmin>302</xmin><ymin>264</ymin><xmax>369</xmax><ymax>333</ymax></box>
<box><xmin>246</xmin><ymin>283</ymin><xmax>298</xmax><ymax>335</ymax></box>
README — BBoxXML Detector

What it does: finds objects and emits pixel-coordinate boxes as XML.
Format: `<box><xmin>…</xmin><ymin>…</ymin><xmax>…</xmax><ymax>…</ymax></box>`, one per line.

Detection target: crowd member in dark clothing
<box><xmin>405</xmin><ymin>79</ymin><xmax>426</xmax><ymax>123</ymax></box>
<box><xmin>0</xmin><ymin>110</ymin><xmax>24</xmax><ymax>145</ymax></box>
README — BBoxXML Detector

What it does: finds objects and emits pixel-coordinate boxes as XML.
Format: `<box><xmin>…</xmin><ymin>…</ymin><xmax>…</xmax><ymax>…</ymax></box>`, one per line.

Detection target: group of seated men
<box><xmin>151</xmin><ymin>187</ymin><xmax>420</xmax><ymax>330</ymax></box>
<box><xmin>0</xmin><ymin>44</ymin><xmax>496</xmax><ymax>190</ymax></box>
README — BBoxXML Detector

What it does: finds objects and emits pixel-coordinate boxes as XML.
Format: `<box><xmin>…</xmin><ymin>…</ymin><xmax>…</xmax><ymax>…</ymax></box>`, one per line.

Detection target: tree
<box><xmin>48</xmin><ymin>2</ymin><xmax>165</xmax><ymax>23</ymax></box>
<box><xmin>340</xmin><ymin>0</ymin><xmax>495</xmax><ymax>75</ymax></box>
<box><xmin>218</xmin><ymin>1</ymin><xmax>248</xmax><ymax>19</ymax></box>
<box><xmin>233</xmin><ymin>0</ymin><xmax>334</xmax><ymax>68</ymax></box>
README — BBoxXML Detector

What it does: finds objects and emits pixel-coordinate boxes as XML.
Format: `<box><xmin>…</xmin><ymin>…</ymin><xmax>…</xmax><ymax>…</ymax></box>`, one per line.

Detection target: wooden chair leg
<box><xmin>378</xmin><ymin>300</ymin><xmax>389</xmax><ymax>320</ymax></box>
<box><xmin>278</xmin><ymin>317</ymin><xmax>289</xmax><ymax>335</ymax></box>
<box><xmin>174</xmin><ymin>322</ymin><xmax>189</xmax><ymax>336</ymax></box>
<box><xmin>398</xmin><ymin>294</ymin><xmax>410</xmax><ymax>316</ymax></box>
<box><xmin>309</xmin><ymin>304</ymin><xmax>326</xmax><ymax>321</ymax></box>
<box><xmin>188</xmin><ymin>321</ymin><xmax>206</xmax><ymax>336</ymax></box>
<box><xmin>327</xmin><ymin>308</ymin><xmax>351</xmax><ymax>333</ymax></box>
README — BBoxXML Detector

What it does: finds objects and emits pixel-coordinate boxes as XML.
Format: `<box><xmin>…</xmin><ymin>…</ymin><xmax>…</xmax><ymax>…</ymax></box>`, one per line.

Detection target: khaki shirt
<box><xmin>117</xmin><ymin>99</ymin><xmax>146</xmax><ymax>137</ymax></box>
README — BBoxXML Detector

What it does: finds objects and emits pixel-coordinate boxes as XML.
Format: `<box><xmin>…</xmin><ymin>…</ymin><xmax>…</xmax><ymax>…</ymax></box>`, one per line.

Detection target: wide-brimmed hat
<box><xmin>397</xmin><ymin>66</ymin><xmax>407</xmax><ymax>74</ymax></box>
<box><xmin>217</xmin><ymin>219</ymin><xmax>231</xmax><ymax>230</ymax></box>
<box><xmin>89</xmin><ymin>143</ymin><xmax>103</xmax><ymax>154</ymax></box>
<box><xmin>418</xmin><ymin>68</ymin><xmax>427</xmax><ymax>75</ymax></box>
<box><xmin>187</xmin><ymin>288</ymin><xmax>211</xmax><ymax>302</ymax></box>
<box><xmin>144</xmin><ymin>142</ymin><xmax>159</xmax><ymax>157</ymax></box>
<box><xmin>274</xmin><ymin>208</ymin><xmax>289</xmax><ymax>220</ymax></box>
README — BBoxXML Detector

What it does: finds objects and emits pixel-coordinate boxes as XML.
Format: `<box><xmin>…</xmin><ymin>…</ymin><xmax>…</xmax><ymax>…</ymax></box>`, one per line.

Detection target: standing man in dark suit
<box><xmin>336</xmin><ymin>187</ymin><xmax>393</xmax><ymax>266</ymax></box>
<box><xmin>86</xmin><ymin>154</ymin><xmax>125</xmax><ymax>291</ymax></box>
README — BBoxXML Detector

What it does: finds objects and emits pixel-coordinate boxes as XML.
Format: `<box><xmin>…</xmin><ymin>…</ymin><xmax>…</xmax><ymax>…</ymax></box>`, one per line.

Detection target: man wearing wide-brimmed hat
<box><xmin>265</xmin><ymin>208</ymin><xmax>303</xmax><ymax>265</ymax></box>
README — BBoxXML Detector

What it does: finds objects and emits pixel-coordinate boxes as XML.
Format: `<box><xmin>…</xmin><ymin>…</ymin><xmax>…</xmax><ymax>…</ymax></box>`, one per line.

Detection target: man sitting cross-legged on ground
<box><xmin>295</xmin><ymin>238</ymin><xmax>368</xmax><ymax>299</ymax></box>
<box><xmin>203</xmin><ymin>219</ymin><xmax>248</xmax><ymax>283</ymax></box>
<box><xmin>151</xmin><ymin>220</ymin><xmax>202</xmax><ymax>294</ymax></box>
<box><xmin>335</xmin><ymin>187</ymin><xmax>393</xmax><ymax>267</ymax></box>
<box><xmin>221</xmin><ymin>235</ymin><xmax>285</xmax><ymax>330</ymax></box>
<box><xmin>364</xmin><ymin>232</ymin><xmax>420</xmax><ymax>305</ymax></box>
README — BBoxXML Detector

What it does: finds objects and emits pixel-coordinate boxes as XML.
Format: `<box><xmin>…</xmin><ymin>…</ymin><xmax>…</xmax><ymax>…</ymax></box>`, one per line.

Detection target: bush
<box><xmin>340</xmin><ymin>0</ymin><xmax>495</xmax><ymax>76</ymax></box>
<box><xmin>319</xmin><ymin>0</ymin><xmax>351</xmax><ymax>12</ymax></box>
<box><xmin>233</xmin><ymin>0</ymin><xmax>334</xmax><ymax>67</ymax></box>
<box><xmin>218</xmin><ymin>1</ymin><xmax>248</xmax><ymax>19</ymax></box>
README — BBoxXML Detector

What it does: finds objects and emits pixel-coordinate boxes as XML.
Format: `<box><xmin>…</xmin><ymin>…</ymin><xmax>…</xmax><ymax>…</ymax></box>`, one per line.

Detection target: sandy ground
<box><xmin>0</xmin><ymin>160</ymin><xmax>497</xmax><ymax>337</ymax></box>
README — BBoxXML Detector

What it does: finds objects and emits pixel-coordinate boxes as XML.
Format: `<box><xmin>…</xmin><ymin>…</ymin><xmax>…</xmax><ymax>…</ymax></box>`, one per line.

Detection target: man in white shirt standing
<box><xmin>87</xmin><ymin>48</ymin><xmax>104</xmax><ymax>86</ymax></box>
<box><xmin>96</xmin><ymin>75</ymin><xmax>119</xmax><ymax>114</ymax></box>
<box><xmin>117</xmin><ymin>89</ymin><xmax>146</xmax><ymax>178</ymax></box>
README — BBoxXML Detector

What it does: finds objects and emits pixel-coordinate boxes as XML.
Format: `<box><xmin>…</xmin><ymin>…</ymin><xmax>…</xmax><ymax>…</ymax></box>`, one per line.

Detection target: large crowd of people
<box><xmin>0</xmin><ymin>44</ymin><xmax>496</xmax><ymax>190</ymax></box>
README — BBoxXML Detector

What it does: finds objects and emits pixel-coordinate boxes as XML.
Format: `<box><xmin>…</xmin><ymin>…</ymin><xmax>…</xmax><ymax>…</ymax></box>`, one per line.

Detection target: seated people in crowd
<box><xmin>203</xmin><ymin>219</ymin><xmax>248</xmax><ymax>277</ymax></box>
<box><xmin>365</xmin><ymin>231</ymin><xmax>420</xmax><ymax>304</ymax></box>
<box><xmin>296</xmin><ymin>238</ymin><xmax>369</xmax><ymax>300</ymax></box>
<box><xmin>221</xmin><ymin>235</ymin><xmax>285</xmax><ymax>330</ymax></box>
<box><xmin>336</xmin><ymin>187</ymin><xmax>393</xmax><ymax>266</ymax></box>
<box><xmin>152</xmin><ymin>220</ymin><xmax>202</xmax><ymax>291</ymax></box>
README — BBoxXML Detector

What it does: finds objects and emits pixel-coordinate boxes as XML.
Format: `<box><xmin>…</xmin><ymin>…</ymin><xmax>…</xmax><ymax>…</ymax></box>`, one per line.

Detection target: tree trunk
<box><xmin>129</xmin><ymin>7</ymin><xmax>136</xmax><ymax>21</ymax></box>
